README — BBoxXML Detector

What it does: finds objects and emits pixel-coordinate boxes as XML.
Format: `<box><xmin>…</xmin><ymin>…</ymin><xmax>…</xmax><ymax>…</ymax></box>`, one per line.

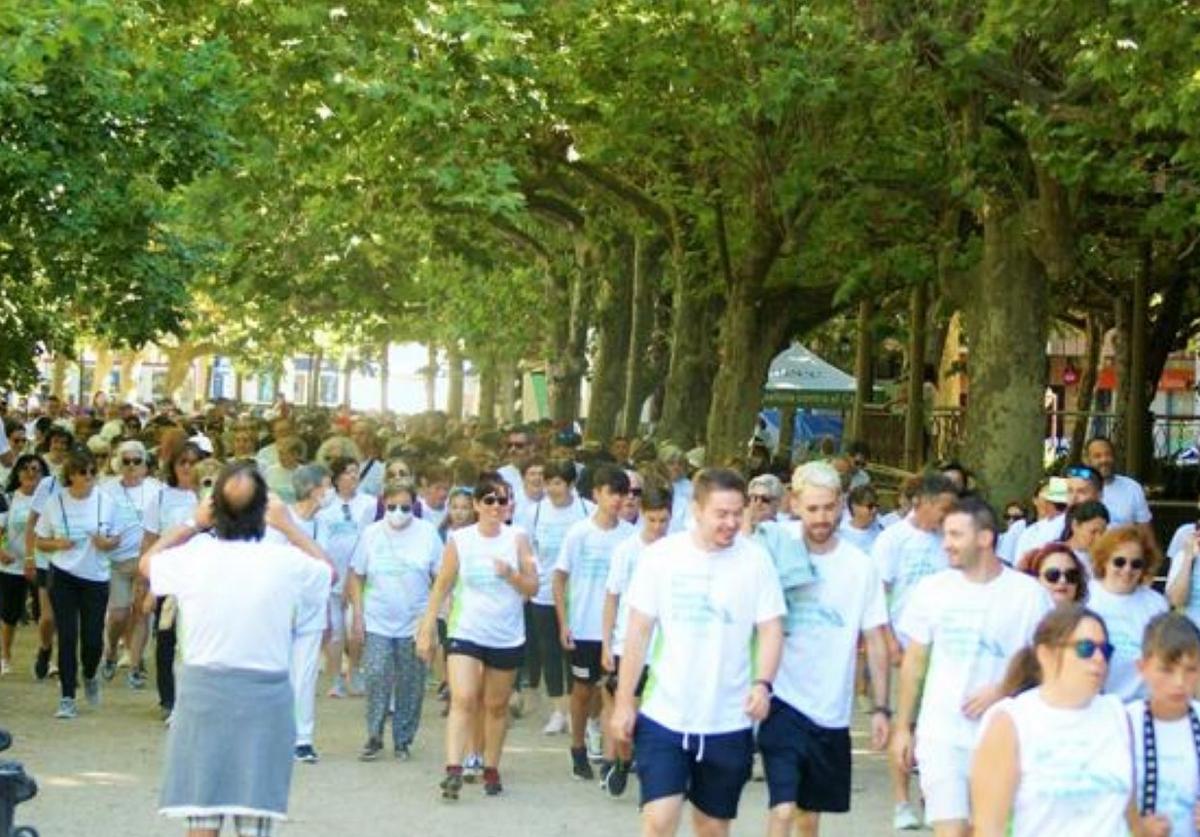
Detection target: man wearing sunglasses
<box><xmin>498</xmin><ymin>427</ymin><xmax>535</xmax><ymax>505</ymax></box>
<box><xmin>892</xmin><ymin>497</ymin><xmax>1053</xmax><ymax>837</ymax></box>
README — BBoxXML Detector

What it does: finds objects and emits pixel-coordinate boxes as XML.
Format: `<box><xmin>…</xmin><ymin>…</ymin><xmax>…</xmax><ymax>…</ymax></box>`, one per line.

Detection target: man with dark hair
<box><xmin>1085</xmin><ymin>436</ymin><xmax>1154</xmax><ymax>534</ymax></box>
<box><xmin>140</xmin><ymin>462</ymin><xmax>333</xmax><ymax>837</ymax></box>
<box><xmin>498</xmin><ymin>426</ymin><xmax>535</xmax><ymax>500</ymax></box>
<box><xmin>891</xmin><ymin>496</ymin><xmax>1051</xmax><ymax>837</ymax></box>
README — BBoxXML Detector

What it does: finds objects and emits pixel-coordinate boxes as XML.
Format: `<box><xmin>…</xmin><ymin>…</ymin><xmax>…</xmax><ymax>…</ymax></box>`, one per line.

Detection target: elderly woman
<box><xmin>1086</xmin><ymin>526</ymin><xmax>1167</xmax><ymax>701</ymax></box>
<box><xmin>263</xmin><ymin>435</ymin><xmax>306</xmax><ymax>503</ymax></box>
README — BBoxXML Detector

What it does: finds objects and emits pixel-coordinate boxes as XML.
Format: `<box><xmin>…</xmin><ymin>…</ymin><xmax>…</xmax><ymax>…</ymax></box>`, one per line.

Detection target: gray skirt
<box><xmin>160</xmin><ymin>665</ymin><xmax>296</xmax><ymax>820</ymax></box>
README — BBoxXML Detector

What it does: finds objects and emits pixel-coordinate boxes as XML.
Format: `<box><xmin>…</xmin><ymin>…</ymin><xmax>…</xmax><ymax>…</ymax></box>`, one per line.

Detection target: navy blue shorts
<box><xmin>634</xmin><ymin>714</ymin><xmax>754</xmax><ymax>820</ymax></box>
<box><xmin>757</xmin><ymin>697</ymin><xmax>851</xmax><ymax>812</ymax></box>
<box><xmin>446</xmin><ymin>638</ymin><xmax>524</xmax><ymax>671</ymax></box>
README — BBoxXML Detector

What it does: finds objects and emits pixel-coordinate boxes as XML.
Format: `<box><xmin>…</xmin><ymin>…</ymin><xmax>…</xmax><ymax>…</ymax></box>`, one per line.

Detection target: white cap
<box><xmin>188</xmin><ymin>434</ymin><xmax>215</xmax><ymax>456</ymax></box>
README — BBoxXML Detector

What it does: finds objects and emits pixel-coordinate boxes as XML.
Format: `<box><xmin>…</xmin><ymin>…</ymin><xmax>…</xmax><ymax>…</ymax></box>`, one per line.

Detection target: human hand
<box><xmin>870</xmin><ymin>712</ymin><xmax>891</xmax><ymax>751</ymax></box>
<box><xmin>891</xmin><ymin>726</ymin><xmax>914</xmax><ymax>772</ymax></box>
<box><xmin>559</xmin><ymin>625</ymin><xmax>575</xmax><ymax>652</ymax></box>
<box><xmin>962</xmin><ymin>683</ymin><xmax>1002</xmax><ymax>720</ymax></box>
<box><xmin>744</xmin><ymin>682</ymin><xmax>772</xmax><ymax>722</ymax></box>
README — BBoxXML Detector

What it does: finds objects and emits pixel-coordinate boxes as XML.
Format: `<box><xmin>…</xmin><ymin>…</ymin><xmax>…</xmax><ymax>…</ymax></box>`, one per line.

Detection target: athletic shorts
<box><xmin>634</xmin><ymin>714</ymin><xmax>754</xmax><ymax>820</ymax></box>
<box><xmin>915</xmin><ymin>738</ymin><xmax>972</xmax><ymax>824</ymax></box>
<box><xmin>446</xmin><ymin>638</ymin><xmax>524</xmax><ymax>671</ymax></box>
<box><xmin>107</xmin><ymin>558</ymin><xmax>139</xmax><ymax>610</ymax></box>
<box><xmin>570</xmin><ymin>640</ymin><xmax>603</xmax><ymax>684</ymax></box>
<box><xmin>35</xmin><ymin>568</ymin><xmax>48</xmax><ymax>590</ymax></box>
<box><xmin>605</xmin><ymin>655</ymin><xmax>648</xmax><ymax>698</ymax></box>
<box><xmin>0</xmin><ymin>573</ymin><xmax>29</xmax><ymax>626</ymax></box>
<box><xmin>757</xmin><ymin>698</ymin><xmax>851</xmax><ymax>812</ymax></box>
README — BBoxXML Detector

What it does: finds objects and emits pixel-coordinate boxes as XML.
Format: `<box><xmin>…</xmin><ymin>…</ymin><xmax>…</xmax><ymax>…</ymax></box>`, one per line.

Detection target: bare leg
<box><xmin>795</xmin><ymin>810</ymin><xmax>820</xmax><ymax>837</ymax></box>
<box><xmin>932</xmin><ymin>822</ymin><xmax>970</xmax><ymax>837</ymax></box>
<box><xmin>569</xmin><ymin>681</ymin><xmax>593</xmax><ymax>748</ymax></box>
<box><xmin>642</xmin><ymin>795</ymin><xmax>685</xmax><ymax>837</ymax></box>
<box><xmin>767</xmin><ymin>803</ymin><xmax>797</xmax><ymax>837</ymax></box>
<box><xmin>105</xmin><ymin>605</ymin><xmax>130</xmax><ymax>661</ymax></box>
<box><xmin>445</xmin><ymin>655</ymin><xmax>483</xmax><ymax>765</ymax></box>
<box><xmin>481</xmin><ymin>666</ymin><xmax>519</xmax><ymax>768</ymax></box>
<box><xmin>37</xmin><ymin>587</ymin><xmax>54</xmax><ymax>650</ymax></box>
<box><xmin>0</xmin><ymin>622</ymin><xmax>15</xmax><ymax>662</ymax></box>
<box><xmin>691</xmin><ymin>808</ymin><xmax>731</xmax><ymax>837</ymax></box>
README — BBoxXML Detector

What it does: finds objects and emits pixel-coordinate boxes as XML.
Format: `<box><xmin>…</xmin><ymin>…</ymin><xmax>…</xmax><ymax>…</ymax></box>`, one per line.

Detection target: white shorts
<box><xmin>915</xmin><ymin>739</ymin><xmax>972</xmax><ymax>824</ymax></box>
<box><xmin>327</xmin><ymin>593</ymin><xmax>347</xmax><ymax>642</ymax></box>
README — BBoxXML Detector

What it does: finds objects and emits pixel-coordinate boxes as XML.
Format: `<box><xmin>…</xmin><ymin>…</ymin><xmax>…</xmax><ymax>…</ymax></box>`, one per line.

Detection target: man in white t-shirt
<box><xmin>760</xmin><ymin>462</ymin><xmax>890</xmax><ymax>837</ymax></box>
<box><xmin>610</xmin><ymin>468</ymin><xmax>785</xmax><ymax>837</ymax></box>
<box><xmin>891</xmin><ymin>497</ymin><xmax>1053</xmax><ymax>837</ymax></box>
<box><xmin>497</xmin><ymin>426</ymin><xmax>535</xmax><ymax>501</ymax></box>
<box><xmin>1086</xmin><ymin>437</ymin><xmax>1155</xmax><ymax>534</ymax></box>
<box><xmin>0</xmin><ymin>418</ymin><xmax>12</xmax><ymax>468</ymax></box>
<box><xmin>1012</xmin><ymin>477</ymin><xmax>1070</xmax><ymax>564</ymax></box>
<box><xmin>554</xmin><ymin>464</ymin><xmax>635</xmax><ymax>780</ymax></box>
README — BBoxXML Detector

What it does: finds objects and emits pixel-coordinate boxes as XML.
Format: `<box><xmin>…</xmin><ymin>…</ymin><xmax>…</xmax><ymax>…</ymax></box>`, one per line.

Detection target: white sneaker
<box><xmin>55</xmin><ymin>697</ymin><xmax>78</xmax><ymax>719</ymax></box>
<box><xmin>585</xmin><ymin>717</ymin><xmax>603</xmax><ymax>763</ymax></box>
<box><xmin>893</xmin><ymin>802</ymin><xmax>921</xmax><ymax>830</ymax></box>
<box><xmin>0</xmin><ymin>658</ymin><xmax>12</xmax><ymax>676</ymax></box>
<box><xmin>117</xmin><ymin>649</ymin><xmax>132</xmax><ymax>669</ymax></box>
<box><xmin>542</xmin><ymin>709</ymin><xmax>568</xmax><ymax>735</ymax></box>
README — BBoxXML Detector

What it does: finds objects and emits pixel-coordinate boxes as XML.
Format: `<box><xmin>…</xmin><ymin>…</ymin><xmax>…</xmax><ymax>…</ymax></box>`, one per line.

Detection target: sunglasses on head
<box><xmin>1068</xmin><ymin>639</ymin><xmax>1115</xmax><ymax>662</ymax></box>
<box><xmin>480</xmin><ymin>494</ymin><xmax>510</xmax><ymax>507</ymax></box>
<box><xmin>385</xmin><ymin>503</ymin><xmax>412</xmax><ymax>513</ymax></box>
<box><xmin>1064</xmin><ymin>465</ymin><xmax>1099</xmax><ymax>481</ymax></box>
<box><xmin>1111</xmin><ymin>556</ymin><xmax>1145</xmax><ymax>571</ymax></box>
<box><xmin>1041</xmin><ymin>568</ymin><xmax>1081</xmax><ymax>585</ymax></box>
<box><xmin>122</xmin><ymin>457</ymin><xmax>144</xmax><ymax>466</ymax></box>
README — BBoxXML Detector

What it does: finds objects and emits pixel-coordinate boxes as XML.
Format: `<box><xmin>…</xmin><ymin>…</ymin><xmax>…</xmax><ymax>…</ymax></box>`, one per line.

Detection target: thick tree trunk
<box><xmin>308</xmin><ymin>350</ymin><xmax>323</xmax><ymax>407</ymax></box>
<box><xmin>51</xmin><ymin>355</ymin><xmax>68</xmax><ymax>400</ymax></box>
<box><xmin>620</xmin><ymin>236</ymin><xmax>668</xmax><ymax>438</ymax></box>
<box><xmin>164</xmin><ymin>347</ymin><xmax>193</xmax><ymax>404</ymax></box>
<box><xmin>424</xmin><ymin>344</ymin><xmax>438</xmax><ymax>413</ymax></box>
<box><xmin>497</xmin><ymin>358</ymin><xmax>517</xmax><ymax>425</ymax></box>
<box><xmin>903</xmin><ymin>283</ymin><xmax>928</xmax><ymax>471</ymax></box>
<box><xmin>657</xmin><ymin>248</ymin><xmax>719</xmax><ymax>447</ymax></box>
<box><xmin>1111</xmin><ymin>297</ymin><xmax>1132</xmax><ymax>467</ymax></box>
<box><xmin>477</xmin><ymin>356</ymin><xmax>498</xmax><ymax>430</ymax></box>
<box><xmin>234</xmin><ymin>370</ymin><xmax>244</xmax><ymax>403</ymax></box>
<box><xmin>961</xmin><ymin>202</ymin><xmax>1049</xmax><ymax>505</ymax></box>
<box><xmin>446</xmin><ymin>344</ymin><xmax>464</xmax><ymax>420</ymax></box>
<box><xmin>586</xmin><ymin>237</ymin><xmax>635</xmax><ymax>444</ymax></box>
<box><xmin>341</xmin><ymin>355</ymin><xmax>353</xmax><ymax>409</ymax></box>
<box><xmin>378</xmin><ymin>342</ymin><xmax>390</xmax><ymax>413</ymax></box>
<box><xmin>1068</xmin><ymin>313</ymin><xmax>1103</xmax><ymax>461</ymax></box>
<box><xmin>93</xmin><ymin>345</ymin><xmax>114</xmax><ymax>399</ymax></box>
<box><xmin>202</xmin><ymin>357</ymin><xmax>216</xmax><ymax>404</ymax></box>
<box><xmin>848</xmin><ymin>297</ymin><xmax>876</xmax><ymax>445</ymax></box>
<box><xmin>1126</xmin><ymin>253</ymin><xmax>1149</xmax><ymax>480</ymax></box>
<box><xmin>547</xmin><ymin>244</ymin><xmax>594</xmax><ymax>423</ymax></box>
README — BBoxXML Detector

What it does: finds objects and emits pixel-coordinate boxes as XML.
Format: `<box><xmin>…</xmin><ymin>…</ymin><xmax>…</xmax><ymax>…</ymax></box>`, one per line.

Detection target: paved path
<box><xmin>1</xmin><ymin>635</ymin><xmax>900</xmax><ymax>835</ymax></box>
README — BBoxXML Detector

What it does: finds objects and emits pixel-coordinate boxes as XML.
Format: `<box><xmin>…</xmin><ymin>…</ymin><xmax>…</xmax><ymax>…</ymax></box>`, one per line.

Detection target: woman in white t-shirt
<box><xmin>34</xmin><ymin>449</ymin><xmax>119</xmax><ymax>719</ymax></box>
<box><xmin>0</xmin><ymin>453</ymin><xmax>48</xmax><ymax>674</ymax></box>
<box><xmin>417</xmin><ymin>473</ymin><xmax>538</xmax><ymax>799</ymax></box>
<box><xmin>1166</xmin><ymin>507</ymin><xmax>1200</xmax><ymax>630</ymax></box>
<box><xmin>1086</xmin><ymin>526</ymin><xmax>1169</xmax><ymax>701</ymax></box>
<box><xmin>973</xmin><ymin>604</ymin><xmax>1139</xmax><ymax>837</ymax></box>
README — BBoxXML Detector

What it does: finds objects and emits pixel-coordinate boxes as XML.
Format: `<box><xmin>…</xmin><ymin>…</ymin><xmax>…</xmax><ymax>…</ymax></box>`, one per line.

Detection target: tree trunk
<box><xmin>1125</xmin><ymin>251</ymin><xmax>1149</xmax><ymax>481</ymax></box>
<box><xmin>234</xmin><ymin>370</ymin><xmax>244</xmax><ymax>403</ymax></box>
<box><xmin>118</xmin><ymin>351</ymin><xmax>140</xmax><ymax>401</ymax></box>
<box><xmin>848</xmin><ymin>297</ymin><xmax>876</xmax><ymax>445</ymax></box>
<box><xmin>620</xmin><ymin>236</ymin><xmax>668</xmax><ymax>438</ymax></box>
<box><xmin>164</xmin><ymin>347</ymin><xmax>193</xmax><ymax>404</ymax></box>
<box><xmin>657</xmin><ymin>244</ymin><xmax>719</xmax><ymax>447</ymax></box>
<box><xmin>902</xmin><ymin>283</ymin><xmax>928</xmax><ymax>471</ymax></box>
<box><xmin>93</xmin><ymin>345</ymin><xmax>114</xmax><ymax>399</ymax></box>
<box><xmin>1068</xmin><ymin>312</ymin><xmax>1103</xmax><ymax>461</ymax></box>
<box><xmin>1111</xmin><ymin>296</ymin><xmax>1132</xmax><ymax>468</ymax></box>
<box><xmin>203</xmin><ymin>357</ymin><xmax>216</xmax><ymax>403</ymax></box>
<box><xmin>378</xmin><ymin>341</ymin><xmax>390</xmax><ymax>413</ymax></box>
<box><xmin>342</xmin><ymin>355</ymin><xmax>353</xmax><ymax>409</ymax></box>
<box><xmin>424</xmin><ymin>345</ymin><xmax>438</xmax><ymax>412</ymax></box>
<box><xmin>308</xmin><ymin>350</ymin><xmax>323</xmax><ymax>407</ymax></box>
<box><xmin>51</xmin><ymin>355</ymin><xmax>68</xmax><ymax>400</ymax></box>
<box><xmin>477</xmin><ymin>355</ymin><xmax>498</xmax><ymax>430</ymax></box>
<box><xmin>960</xmin><ymin>201</ymin><xmax>1049</xmax><ymax>505</ymax></box>
<box><xmin>447</xmin><ymin>344</ymin><xmax>464</xmax><ymax>420</ymax></box>
<box><xmin>586</xmin><ymin>236</ymin><xmax>635</xmax><ymax>444</ymax></box>
<box><xmin>547</xmin><ymin>243</ymin><xmax>594</xmax><ymax>423</ymax></box>
<box><xmin>497</xmin><ymin>357</ymin><xmax>517</xmax><ymax>425</ymax></box>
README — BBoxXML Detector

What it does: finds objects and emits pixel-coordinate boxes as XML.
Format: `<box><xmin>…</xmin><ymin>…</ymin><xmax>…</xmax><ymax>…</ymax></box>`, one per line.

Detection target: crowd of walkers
<box><xmin>2</xmin><ymin>392</ymin><xmax>1200</xmax><ymax>837</ymax></box>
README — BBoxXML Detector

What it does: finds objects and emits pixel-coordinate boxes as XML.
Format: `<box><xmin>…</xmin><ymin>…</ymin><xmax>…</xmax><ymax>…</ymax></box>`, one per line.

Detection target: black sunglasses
<box><xmin>480</xmin><ymin>494</ymin><xmax>510</xmax><ymax>507</ymax></box>
<box><xmin>629</xmin><ymin>487</ymin><xmax>643</xmax><ymax>498</ymax></box>
<box><xmin>507</xmin><ymin>440</ymin><xmax>528</xmax><ymax>449</ymax></box>
<box><xmin>385</xmin><ymin>503</ymin><xmax>413</xmax><ymax>513</ymax></box>
<box><xmin>1005</xmin><ymin>513</ymin><xmax>1025</xmax><ymax>522</ymax></box>
<box><xmin>1041</xmin><ymin>568</ymin><xmax>1081</xmax><ymax>585</ymax></box>
<box><xmin>1111</xmin><ymin>557</ymin><xmax>1145</xmax><ymax>571</ymax></box>
<box><xmin>749</xmin><ymin>494</ymin><xmax>774</xmax><ymax>504</ymax></box>
<box><xmin>121</xmin><ymin>457</ymin><xmax>144</xmax><ymax>466</ymax></box>
<box><xmin>1068</xmin><ymin>639</ymin><xmax>1115</xmax><ymax>662</ymax></box>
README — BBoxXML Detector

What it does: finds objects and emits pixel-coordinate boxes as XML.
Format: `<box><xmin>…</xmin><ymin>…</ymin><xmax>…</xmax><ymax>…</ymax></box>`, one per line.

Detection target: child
<box><xmin>599</xmin><ymin>480</ymin><xmax>672</xmax><ymax>797</ymax></box>
<box><xmin>1129</xmin><ymin>611</ymin><xmax>1200</xmax><ymax>837</ymax></box>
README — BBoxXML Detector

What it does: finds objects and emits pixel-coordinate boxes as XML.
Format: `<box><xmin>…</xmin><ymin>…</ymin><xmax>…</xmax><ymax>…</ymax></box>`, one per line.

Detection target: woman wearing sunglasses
<box><xmin>0</xmin><ymin>453</ymin><xmax>49</xmax><ymax>675</ymax></box>
<box><xmin>1024</xmin><ymin>543</ymin><xmax>1089</xmax><ymax>605</ymax></box>
<box><xmin>34</xmin><ymin>448</ymin><xmax>119</xmax><ymax>719</ymax></box>
<box><xmin>973</xmin><ymin>605</ymin><xmax>1139</xmax><ymax>837</ymax></box>
<box><xmin>1086</xmin><ymin>526</ymin><xmax>1167</xmax><ymax>701</ymax></box>
<box><xmin>416</xmin><ymin>472</ymin><xmax>538</xmax><ymax>799</ymax></box>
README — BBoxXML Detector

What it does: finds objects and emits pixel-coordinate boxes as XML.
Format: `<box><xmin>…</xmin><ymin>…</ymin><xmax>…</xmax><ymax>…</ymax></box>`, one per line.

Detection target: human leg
<box><xmin>362</xmin><ymin>632</ymin><xmax>394</xmax><ymax>743</ymax></box>
<box><xmin>77</xmin><ymin>577</ymin><xmax>109</xmax><ymax>683</ymax></box>
<box><xmin>48</xmin><ymin>567</ymin><xmax>81</xmax><ymax>699</ymax></box>
<box><xmin>392</xmin><ymin>637</ymin><xmax>426</xmax><ymax>749</ymax></box>
<box><xmin>290</xmin><ymin>631</ymin><xmax>322</xmax><ymax>749</ymax></box>
<box><xmin>481</xmin><ymin>664</ymin><xmax>519</xmax><ymax>768</ymax></box>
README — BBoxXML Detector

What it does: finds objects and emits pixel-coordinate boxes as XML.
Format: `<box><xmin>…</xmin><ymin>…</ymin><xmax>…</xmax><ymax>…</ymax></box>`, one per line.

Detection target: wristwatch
<box><xmin>752</xmin><ymin>678</ymin><xmax>774</xmax><ymax>695</ymax></box>
<box><xmin>871</xmin><ymin>705</ymin><xmax>893</xmax><ymax>719</ymax></box>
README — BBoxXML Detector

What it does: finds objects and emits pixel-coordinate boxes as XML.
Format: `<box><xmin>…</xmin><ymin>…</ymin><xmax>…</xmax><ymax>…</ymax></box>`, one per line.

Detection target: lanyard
<box><xmin>1140</xmin><ymin>703</ymin><xmax>1200</xmax><ymax>814</ymax></box>
<box><xmin>121</xmin><ymin>482</ymin><xmax>145</xmax><ymax>523</ymax></box>
<box><xmin>58</xmin><ymin>492</ymin><xmax>100</xmax><ymax>541</ymax></box>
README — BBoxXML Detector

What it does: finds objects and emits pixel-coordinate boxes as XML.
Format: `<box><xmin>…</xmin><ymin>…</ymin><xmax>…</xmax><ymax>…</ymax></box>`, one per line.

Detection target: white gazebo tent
<box><xmin>762</xmin><ymin>343</ymin><xmax>857</xmax><ymax>409</ymax></box>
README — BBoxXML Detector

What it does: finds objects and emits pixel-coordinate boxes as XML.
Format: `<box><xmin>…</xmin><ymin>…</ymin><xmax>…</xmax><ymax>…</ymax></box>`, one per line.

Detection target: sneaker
<box><xmin>893</xmin><ymin>802</ymin><xmax>921</xmax><ymax>831</ymax></box>
<box><xmin>34</xmin><ymin>647</ymin><xmax>51</xmax><ymax>681</ymax></box>
<box><xmin>394</xmin><ymin>744</ymin><xmax>411</xmax><ymax>761</ymax></box>
<box><xmin>437</xmin><ymin>682</ymin><xmax>449</xmax><ymax>701</ymax></box>
<box><xmin>483</xmin><ymin>767</ymin><xmax>502</xmax><ymax>796</ymax></box>
<box><xmin>55</xmin><ymin>697</ymin><xmax>78</xmax><ymax>719</ymax></box>
<box><xmin>127</xmin><ymin>668</ymin><xmax>147</xmax><ymax>690</ymax></box>
<box><xmin>440</xmin><ymin>770</ymin><xmax>463</xmax><ymax>801</ymax></box>
<box><xmin>294</xmin><ymin>744</ymin><xmax>319</xmax><ymax>763</ymax></box>
<box><xmin>463</xmin><ymin>753</ymin><xmax>483</xmax><ymax>782</ymax></box>
<box><xmin>0</xmin><ymin>658</ymin><xmax>11</xmax><ymax>676</ymax></box>
<box><xmin>571</xmin><ymin>746</ymin><xmax>594</xmax><ymax>781</ymax></box>
<box><xmin>117</xmin><ymin>649</ymin><xmax>132</xmax><ymax>669</ymax></box>
<box><xmin>163</xmin><ymin>710</ymin><xmax>175</xmax><ymax>728</ymax></box>
<box><xmin>84</xmin><ymin>677</ymin><xmax>101</xmax><ymax>706</ymax></box>
<box><xmin>604</xmin><ymin>759</ymin><xmax>630</xmax><ymax>798</ymax></box>
<box><xmin>327</xmin><ymin>675</ymin><xmax>347</xmax><ymax>699</ymax></box>
<box><xmin>542</xmin><ymin>709</ymin><xmax>568</xmax><ymax>736</ymax></box>
<box><xmin>585</xmin><ymin>718</ymin><xmax>603</xmax><ymax>763</ymax></box>
<box><xmin>100</xmin><ymin>657</ymin><xmax>117</xmax><ymax>682</ymax></box>
<box><xmin>597</xmin><ymin>759</ymin><xmax>614</xmax><ymax>790</ymax></box>
<box><xmin>48</xmin><ymin>662</ymin><xmax>58</xmax><ymax>678</ymax></box>
<box><xmin>508</xmin><ymin>690</ymin><xmax>524</xmax><ymax>719</ymax></box>
<box><xmin>359</xmin><ymin>737</ymin><xmax>383</xmax><ymax>761</ymax></box>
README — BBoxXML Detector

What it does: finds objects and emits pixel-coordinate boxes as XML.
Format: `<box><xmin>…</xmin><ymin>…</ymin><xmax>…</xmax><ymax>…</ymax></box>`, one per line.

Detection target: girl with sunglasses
<box><xmin>973</xmin><ymin>605</ymin><xmax>1140</xmax><ymax>837</ymax></box>
<box><xmin>0</xmin><ymin>453</ymin><xmax>48</xmax><ymax>674</ymax></box>
<box><xmin>1024</xmin><ymin>543</ymin><xmax>1089</xmax><ymax>606</ymax></box>
<box><xmin>34</xmin><ymin>448</ymin><xmax>119</xmax><ymax>718</ymax></box>
<box><xmin>416</xmin><ymin>472</ymin><xmax>538</xmax><ymax>799</ymax></box>
<box><xmin>1087</xmin><ymin>526</ymin><xmax>1168</xmax><ymax>701</ymax></box>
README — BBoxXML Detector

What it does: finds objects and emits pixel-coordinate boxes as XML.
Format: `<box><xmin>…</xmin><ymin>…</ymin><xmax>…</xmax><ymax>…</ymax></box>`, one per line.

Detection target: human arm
<box><xmin>969</xmin><ymin>709</ymin><xmax>1020</xmax><ymax>837</ymax></box>
<box><xmin>553</xmin><ymin>568</ymin><xmax>573</xmax><ymax>650</ymax></box>
<box><xmin>610</xmin><ymin>608</ymin><xmax>654</xmax><ymax>745</ymax></box>
<box><xmin>1167</xmin><ymin>531</ymin><xmax>1198</xmax><ymax>608</ymax></box>
<box><xmin>416</xmin><ymin>539</ymin><xmax>459</xmax><ymax>663</ymax></box>
<box><xmin>601</xmin><ymin>591</ymin><xmax>619</xmax><ymax>674</ymax></box>
<box><xmin>745</xmin><ymin>616</ymin><xmax>783</xmax><ymax>721</ymax></box>
<box><xmin>347</xmin><ymin>570</ymin><xmax>366</xmax><ymax>644</ymax></box>
<box><xmin>265</xmin><ymin>498</ymin><xmax>337</xmax><ymax>583</ymax></box>
<box><xmin>890</xmin><ymin>640</ymin><xmax>929</xmax><ymax>771</ymax></box>
<box><xmin>864</xmin><ymin>624</ymin><xmax>891</xmax><ymax>750</ymax></box>
<box><xmin>496</xmin><ymin>532</ymin><xmax>538</xmax><ymax>598</ymax></box>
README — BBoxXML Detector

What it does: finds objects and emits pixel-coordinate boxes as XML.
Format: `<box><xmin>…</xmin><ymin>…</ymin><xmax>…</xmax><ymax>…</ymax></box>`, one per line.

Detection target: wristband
<box><xmin>871</xmin><ymin>705</ymin><xmax>893</xmax><ymax>718</ymax></box>
<box><xmin>752</xmin><ymin>678</ymin><xmax>773</xmax><ymax>695</ymax></box>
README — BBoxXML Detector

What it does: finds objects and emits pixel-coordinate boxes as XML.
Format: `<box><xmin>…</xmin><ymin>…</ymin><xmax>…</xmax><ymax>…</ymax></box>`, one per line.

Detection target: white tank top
<box><xmin>991</xmin><ymin>689</ymin><xmax>1132</xmax><ymax>837</ymax></box>
<box><xmin>447</xmin><ymin>524</ymin><xmax>525</xmax><ymax>649</ymax></box>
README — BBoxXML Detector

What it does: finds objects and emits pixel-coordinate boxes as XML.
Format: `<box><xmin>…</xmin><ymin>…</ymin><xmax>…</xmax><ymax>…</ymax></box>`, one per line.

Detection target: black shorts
<box><xmin>757</xmin><ymin>697</ymin><xmax>851</xmax><ymax>813</ymax></box>
<box><xmin>569</xmin><ymin>640</ymin><xmax>603</xmax><ymax>685</ymax></box>
<box><xmin>36</xmin><ymin>568</ymin><xmax>48</xmax><ymax>589</ymax></box>
<box><xmin>0</xmin><ymin>573</ymin><xmax>29</xmax><ymax>626</ymax></box>
<box><xmin>605</xmin><ymin>655</ymin><xmax>648</xmax><ymax>698</ymax></box>
<box><xmin>635</xmin><ymin>714</ymin><xmax>753</xmax><ymax>820</ymax></box>
<box><xmin>446</xmin><ymin>638</ymin><xmax>525</xmax><ymax>671</ymax></box>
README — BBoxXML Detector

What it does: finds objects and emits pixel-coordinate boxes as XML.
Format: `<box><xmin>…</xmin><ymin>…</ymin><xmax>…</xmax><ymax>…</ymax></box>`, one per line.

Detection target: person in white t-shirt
<box><xmin>349</xmin><ymin>479</ymin><xmax>443</xmax><ymax>761</ymax></box>
<box><xmin>1013</xmin><ymin>477</ymin><xmax>1070</xmax><ymax>563</ymax></box>
<box><xmin>34</xmin><ymin>448</ymin><xmax>120</xmax><ymax>719</ymax></box>
<box><xmin>838</xmin><ymin>484</ymin><xmax>884</xmax><ymax>554</ymax></box>
<box><xmin>416</xmin><ymin>461</ymin><xmax>451</xmax><ymax>530</ymax></box>
<box><xmin>1167</xmin><ymin>509</ymin><xmax>1200</xmax><ymax>632</ymax></box>
<box><xmin>660</xmin><ymin>446</ymin><xmax>694</xmax><ymax>534</ymax></box>
<box><xmin>1086</xmin><ymin>525</ymin><xmax>1168</xmax><ymax>701</ymax></box>
<box><xmin>1086</xmin><ymin>437</ymin><xmax>1155</xmax><ymax>535</ymax></box>
<box><xmin>760</xmin><ymin>462</ymin><xmax>890</xmax><ymax>837</ymax></box>
<box><xmin>497</xmin><ymin>427</ymin><xmax>535</xmax><ymax>505</ymax></box>
<box><xmin>598</xmin><ymin>481</ymin><xmax>673</xmax><ymax>798</ymax></box>
<box><xmin>892</xmin><ymin>497</ymin><xmax>1053</xmax><ymax>836</ymax></box>
<box><xmin>23</xmin><ymin>426</ymin><xmax>74</xmax><ymax>679</ymax></box>
<box><xmin>554</xmin><ymin>464</ymin><xmax>635</xmax><ymax>780</ymax></box>
<box><xmin>610</xmin><ymin>468</ymin><xmax>785</xmax><ymax>837</ymax></box>
<box><xmin>415</xmin><ymin>472</ymin><xmax>538</xmax><ymax>800</ymax></box>
<box><xmin>1129</xmin><ymin>612</ymin><xmax>1200</xmax><ymax>837</ymax></box>
<box><xmin>352</xmin><ymin>419</ymin><xmax>384</xmax><ymax>498</ymax></box>
<box><xmin>972</xmin><ymin>604</ymin><xmax>1139</xmax><ymax>837</ymax></box>
<box><xmin>0</xmin><ymin>453</ymin><xmax>47</xmax><ymax>675</ymax></box>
